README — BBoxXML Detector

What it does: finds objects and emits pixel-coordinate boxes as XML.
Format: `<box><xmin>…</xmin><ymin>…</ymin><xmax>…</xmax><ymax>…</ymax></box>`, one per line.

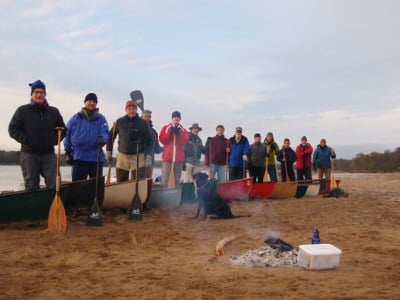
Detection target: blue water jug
<box><xmin>312</xmin><ymin>229</ymin><xmax>320</xmax><ymax>244</ymax></box>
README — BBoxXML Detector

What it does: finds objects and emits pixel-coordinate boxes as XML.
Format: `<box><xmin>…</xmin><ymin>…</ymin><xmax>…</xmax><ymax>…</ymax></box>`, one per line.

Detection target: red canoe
<box><xmin>249</xmin><ymin>182</ymin><xmax>276</xmax><ymax>199</ymax></box>
<box><xmin>216</xmin><ymin>178</ymin><xmax>253</xmax><ymax>201</ymax></box>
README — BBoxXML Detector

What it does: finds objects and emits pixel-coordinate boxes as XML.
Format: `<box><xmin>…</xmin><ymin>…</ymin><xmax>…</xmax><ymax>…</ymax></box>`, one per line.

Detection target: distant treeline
<box><xmin>1</xmin><ymin>148</ymin><xmax>399</xmax><ymax>172</ymax></box>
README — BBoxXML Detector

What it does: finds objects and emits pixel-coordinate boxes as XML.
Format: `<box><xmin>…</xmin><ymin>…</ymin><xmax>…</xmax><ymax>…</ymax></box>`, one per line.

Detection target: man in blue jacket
<box><xmin>9</xmin><ymin>80</ymin><xmax>66</xmax><ymax>190</ymax></box>
<box><xmin>228</xmin><ymin>127</ymin><xmax>250</xmax><ymax>180</ymax></box>
<box><xmin>64</xmin><ymin>93</ymin><xmax>109</xmax><ymax>181</ymax></box>
<box><xmin>313</xmin><ymin>138</ymin><xmax>336</xmax><ymax>181</ymax></box>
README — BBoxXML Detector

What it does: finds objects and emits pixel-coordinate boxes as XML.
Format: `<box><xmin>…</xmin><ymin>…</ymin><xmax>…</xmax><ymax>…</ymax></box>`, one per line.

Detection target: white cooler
<box><xmin>298</xmin><ymin>244</ymin><xmax>342</xmax><ymax>270</ymax></box>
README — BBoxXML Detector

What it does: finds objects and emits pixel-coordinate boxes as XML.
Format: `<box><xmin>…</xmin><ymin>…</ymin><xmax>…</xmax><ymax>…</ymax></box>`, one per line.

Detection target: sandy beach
<box><xmin>0</xmin><ymin>173</ymin><xmax>399</xmax><ymax>299</ymax></box>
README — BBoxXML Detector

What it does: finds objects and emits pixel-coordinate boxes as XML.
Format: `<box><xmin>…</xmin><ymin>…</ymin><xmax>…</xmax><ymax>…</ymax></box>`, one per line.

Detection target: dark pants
<box><xmin>280</xmin><ymin>164</ymin><xmax>296</xmax><ymax>182</ymax></box>
<box><xmin>116</xmin><ymin>167</ymin><xmax>146</xmax><ymax>182</ymax></box>
<box><xmin>249</xmin><ymin>166</ymin><xmax>266</xmax><ymax>183</ymax></box>
<box><xmin>297</xmin><ymin>167</ymin><xmax>312</xmax><ymax>181</ymax></box>
<box><xmin>20</xmin><ymin>152</ymin><xmax>56</xmax><ymax>191</ymax></box>
<box><xmin>229</xmin><ymin>166</ymin><xmax>245</xmax><ymax>181</ymax></box>
<box><xmin>72</xmin><ymin>160</ymin><xmax>102</xmax><ymax>181</ymax></box>
<box><xmin>266</xmin><ymin>165</ymin><xmax>278</xmax><ymax>182</ymax></box>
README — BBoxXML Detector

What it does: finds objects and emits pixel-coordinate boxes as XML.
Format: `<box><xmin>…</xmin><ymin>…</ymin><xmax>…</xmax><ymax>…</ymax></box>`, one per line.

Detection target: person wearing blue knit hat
<box><xmin>8</xmin><ymin>80</ymin><xmax>66</xmax><ymax>191</ymax></box>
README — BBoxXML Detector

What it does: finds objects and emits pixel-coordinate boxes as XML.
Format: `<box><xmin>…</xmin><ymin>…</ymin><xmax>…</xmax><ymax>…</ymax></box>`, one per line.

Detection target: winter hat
<box><xmin>266</xmin><ymin>132</ymin><xmax>274</xmax><ymax>138</ymax></box>
<box><xmin>84</xmin><ymin>93</ymin><xmax>98</xmax><ymax>103</ymax></box>
<box><xmin>254</xmin><ymin>133</ymin><xmax>261</xmax><ymax>138</ymax></box>
<box><xmin>29</xmin><ymin>80</ymin><xmax>46</xmax><ymax>95</ymax></box>
<box><xmin>235</xmin><ymin>126</ymin><xmax>242</xmax><ymax>132</ymax></box>
<box><xmin>125</xmin><ymin>100</ymin><xmax>137</xmax><ymax>109</ymax></box>
<box><xmin>171</xmin><ymin>111</ymin><xmax>181</xmax><ymax>119</ymax></box>
<box><xmin>301</xmin><ymin>136</ymin><xmax>307</xmax><ymax>141</ymax></box>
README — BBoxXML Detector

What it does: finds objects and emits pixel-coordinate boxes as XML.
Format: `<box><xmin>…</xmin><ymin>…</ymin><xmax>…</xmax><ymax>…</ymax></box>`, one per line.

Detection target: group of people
<box><xmin>8</xmin><ymin>80</ymin><xmax>336</xmax><ymax>192</ymax></box>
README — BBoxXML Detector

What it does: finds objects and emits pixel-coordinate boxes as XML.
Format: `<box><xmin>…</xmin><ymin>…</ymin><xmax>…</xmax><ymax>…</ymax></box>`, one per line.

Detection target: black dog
<box><xmin>193</xmin><ymin>172</ymin><xmax>237</xmax><ymax>220</ymax></box>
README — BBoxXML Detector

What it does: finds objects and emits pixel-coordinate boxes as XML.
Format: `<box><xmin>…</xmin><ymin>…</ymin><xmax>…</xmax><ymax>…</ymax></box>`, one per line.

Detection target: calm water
<box><xmin>0</xmin><ymin>165</ymin><xmax>161</xmax><ymax>191</ymax></box>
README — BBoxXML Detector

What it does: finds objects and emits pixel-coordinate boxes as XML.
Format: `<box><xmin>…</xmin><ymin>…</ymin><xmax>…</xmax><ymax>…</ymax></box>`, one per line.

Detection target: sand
<box><xmin>0</xmin><ymin>173</ymin><xmax>399</xmax><ymax>299</ymax></box>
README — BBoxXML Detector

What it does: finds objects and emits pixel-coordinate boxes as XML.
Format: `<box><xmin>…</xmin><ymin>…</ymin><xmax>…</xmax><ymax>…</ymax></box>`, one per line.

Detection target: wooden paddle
<box><xmin>106</xmin><ymin>122</ymin><xmax>117</xmax><ymax>185</ymax></box>
<box><xmin>225</xmin><ymin>140</ymin><xmax>230</xmax><ymax>181</ymax></box>
<box><xmin>263</xmin><ymin>144</ymin><xmax>270</xmax><ymax>182</ymax></box>
<box><xmin>208</xmin><ymin>138</ymin><xmax>213</xmax><ymax>179</ymax></box>
<box><xmin>129</xmin><ymin>142</ymin><xmax>143</xmax><ymax>220</ymax></box>
<box><xmin>330</xmin><ymin>158</ymin><xmax>337</xmax><ymax>189</ymax></box>
<box><xmin>48</xmin><ymin>127</ymin><xmax>67</xmax><ymax>234</ymax></box>
<box><xmin>282</xmin><ymin>147</ymin><xmax>291</xmax><ymax>182</ymax></box>
<box><xmin>86</xmin><ymin>136</ymin><xmax>104</xmax><ymax>226</ymax></box>
<box><xmin>167</xmin><ymin>134</ymin><xmax>177</xmax><ymax>188</ymax></box>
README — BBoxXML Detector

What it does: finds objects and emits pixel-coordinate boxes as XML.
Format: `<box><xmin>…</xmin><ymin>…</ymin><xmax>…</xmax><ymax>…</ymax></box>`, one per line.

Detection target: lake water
<box><xmin>0</xmin><ymin>165</ymin><xmax>161</xmax><ymax>191</ymax></box>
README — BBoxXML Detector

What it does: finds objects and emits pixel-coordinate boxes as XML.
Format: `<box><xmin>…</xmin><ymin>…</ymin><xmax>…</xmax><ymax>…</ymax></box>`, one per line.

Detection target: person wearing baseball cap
<box><xmin>141</xmin><ymin>109</ymin><xmax>164</xmax><ymax>179</ymax></box>
<box><xmin>9</xmin><ymin>80</ymin><xmax>66</xmax><ymax>191</ymax></box>
<box><xmin>227</xmin><ymin>126</ymin><xmax>250</xmax><ymax>180</ymax></box>
<box><xmin>295</xmin><ymin>135</ymin><xmax>313</xmax><ymax>181</ymax></box>
<box><xmin>64</xmin><ymin>92</ymin><xmax>109</xmax><ymax>181</ymax></box>
<box><xmin>106</xmin><ymin>99</ymin><xmax>154</xmax><ymax>183</ymax></box>
<box><xmin>313</xmin><ymin>138</ymin><xmax>336</xmax><ymax>181</ymax></box>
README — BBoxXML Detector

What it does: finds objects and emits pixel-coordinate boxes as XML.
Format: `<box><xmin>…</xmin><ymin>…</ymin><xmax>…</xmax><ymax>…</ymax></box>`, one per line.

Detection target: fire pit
<box><xmin>229</xmin><ymin>246</ymin><xmax>298</xmax><ymax>268</ymax></box>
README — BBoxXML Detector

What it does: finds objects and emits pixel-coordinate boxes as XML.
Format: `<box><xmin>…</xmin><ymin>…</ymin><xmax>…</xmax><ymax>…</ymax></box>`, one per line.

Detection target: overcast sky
<box><xmin>1</xmin><ymin>0</ymin><xmax>399</xmax><ymax>159</ymax></box>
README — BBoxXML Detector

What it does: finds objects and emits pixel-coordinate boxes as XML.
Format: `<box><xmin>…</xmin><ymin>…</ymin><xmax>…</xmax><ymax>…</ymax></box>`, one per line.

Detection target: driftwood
<box><xmin>215</xmin><ymin>235</ymin><xmax>237</xmax><ymax>256</ymax></box>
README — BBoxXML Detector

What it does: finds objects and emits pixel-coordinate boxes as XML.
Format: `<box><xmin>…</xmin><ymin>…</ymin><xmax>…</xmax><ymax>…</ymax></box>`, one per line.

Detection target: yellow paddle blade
<box><xmin>48</xmin><ymin>193</ymin><xmax>67</xmax><ymax>235</ymax></box>
<box><xmin>330</xmin><ymin>179</ymin><xmax>337</xmax><ymax>190</ymax></box>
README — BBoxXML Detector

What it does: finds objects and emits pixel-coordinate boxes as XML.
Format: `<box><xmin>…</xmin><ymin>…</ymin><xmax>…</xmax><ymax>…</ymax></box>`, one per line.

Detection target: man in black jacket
<box><xmin>8</xmin><ymin>80</ymin><xmax>66</xmax><ymax>191</ymax></box>
<box><xmin>106</xmin><ymin>100</ymin><xmax>153</xmax><ymax>182</ymax></box>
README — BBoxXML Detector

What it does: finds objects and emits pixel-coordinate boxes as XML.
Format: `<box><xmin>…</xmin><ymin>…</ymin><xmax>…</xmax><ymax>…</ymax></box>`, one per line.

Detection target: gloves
<box><xmin>171</xmin><ymin>125</ymin><xmax>181</xmax><ymax>135</ymax></box>
<box><xmin>182</xmin><ymin>163</ymin><xmax>186</xmax><ymax>171</ymax></box>
<box><xmin>145</xmin><ymin>155</ymin><xmax>153</xmax><ymax>167</ymax></box>
<box><xmin>65</xmin><ymin>150</ymin><xmax>73</xmax><ymax>165</ymax></box>
<box><xmin>96</xmin><ymin>136</ymin><xmax>106</xmax><ymax>148</ymax></box>
<box><xmin>242</xmin><ymin>154</ymin><xmax>248</xmax><ymax>161</ymax></box>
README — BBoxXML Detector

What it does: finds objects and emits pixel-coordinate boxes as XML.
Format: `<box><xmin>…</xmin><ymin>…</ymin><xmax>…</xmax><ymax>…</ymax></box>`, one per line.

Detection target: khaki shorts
<box><xmin>116</xmin><ymin>152</ymin><xmax>145</xmax><ymax>171</ymax></box>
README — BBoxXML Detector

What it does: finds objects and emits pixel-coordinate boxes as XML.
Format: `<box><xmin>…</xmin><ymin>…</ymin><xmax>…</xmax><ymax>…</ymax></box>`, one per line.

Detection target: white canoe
<box><xmin>102</xmin><ymin>179</ymin><xmax>149</xmax><ymax>209</ymax></box>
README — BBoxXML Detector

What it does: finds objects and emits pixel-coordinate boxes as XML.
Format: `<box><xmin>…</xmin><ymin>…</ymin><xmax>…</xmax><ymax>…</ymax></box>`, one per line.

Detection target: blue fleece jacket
<box><xmin>228</xmin><ymin>135</ymin><xmax>250</xmax><ymax>167</ymax></box>
<box><xmin>64</xmin><ymin>109</ymin><xmax>109</xmax><ymax>163</ymax></box>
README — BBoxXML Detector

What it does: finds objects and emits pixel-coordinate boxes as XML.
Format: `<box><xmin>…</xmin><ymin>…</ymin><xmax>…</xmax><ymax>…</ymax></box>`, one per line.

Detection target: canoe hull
<box><xmin>148</xmin><ymin>185</ymin><xmax>181</xmax><ymax>209</ymax></box>
<box><xmin>249</xmin><ymin>182</ymin><xmax>275</xmax><ymax>199</ymax></box>
<box><xmin>216</xmin><ymin>178</ymin><xmax>253</xmax><ymax>201</ymax></box>
<box><xmin>102</xmin><ymin>179</ymin><xmax>149</xmax><ymax>210</ymax></box>
<box><xmin>0</xmin><ymin>177</ymin><xmax>104</xmax><ymax>223</ymax></box>
<box><xmin>270</xmin><ymin>182</ymin><xmax>298</xmax><ymax>199</ymax></box>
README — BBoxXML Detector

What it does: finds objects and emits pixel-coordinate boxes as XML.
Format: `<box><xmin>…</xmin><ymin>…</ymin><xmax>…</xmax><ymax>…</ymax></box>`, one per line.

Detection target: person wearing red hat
<box><xmin>276</xmin><ymin>138</ymin><xmax>296</xmax><ymax>182</ymax></box>
<box><xmin>64</xmin><ymin>93</ymin><xmax>109</xmax><ymax>181</ymax></box>
<box><xmin>8</xmin><ymin>80</ymin><xmax>65</xmax><ymax>191</ymax></box>
<box><xmin>295</xmin><ymin>136</ymin><xmax>313</xmax><ymax>181</ymax></box>
<box><xmin>106</xmin><ymin>100</ymin><xmax>153</xmax><ymax>182</ymax></box>
<box><xmin>159</xmin><ymin>111</ymin><xmax>189</xmax><ymax>187</ymax></box>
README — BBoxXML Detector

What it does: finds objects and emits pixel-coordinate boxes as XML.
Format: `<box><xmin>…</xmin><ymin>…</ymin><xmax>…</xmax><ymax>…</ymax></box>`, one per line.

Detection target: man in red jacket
<box><xmin>159</xmin><ymin>111</ymin><xmax>189</xmax><ymax>187</ymax></box>
<box><xmin>295</xmin><ymin>136</ymin><xmax>313</xmax><ymax>181</ymax></box>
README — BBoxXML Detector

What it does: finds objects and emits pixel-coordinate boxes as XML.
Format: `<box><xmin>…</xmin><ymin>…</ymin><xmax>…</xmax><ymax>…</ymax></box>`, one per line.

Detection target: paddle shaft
<box><xmin>225</xmin><ymin>140</ymin><xmax>230</xmax><ymax>181</ymax></box>
<box><xmin>168</xmin><ymin>134</ymin><xmax>176</xmax><ymax>188</ymax></box>
<box><xmin>263</xmin><ymin>144</ymin><xmax>270</xmax><ymax>182</ymax></box>
<box><xmin>106</xmin><ymin>123</ymin><xmax>117</xmax><ymax>185</ymax></box>
<box><xmin>282</xmin><ymin>148</ymin><xmax>290</xmax><ymax>182</ymax></box>
<box><xmin>129</xmin><ymin>141</ymin><xmax>143</xmax><ymax>220</ymax></box>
